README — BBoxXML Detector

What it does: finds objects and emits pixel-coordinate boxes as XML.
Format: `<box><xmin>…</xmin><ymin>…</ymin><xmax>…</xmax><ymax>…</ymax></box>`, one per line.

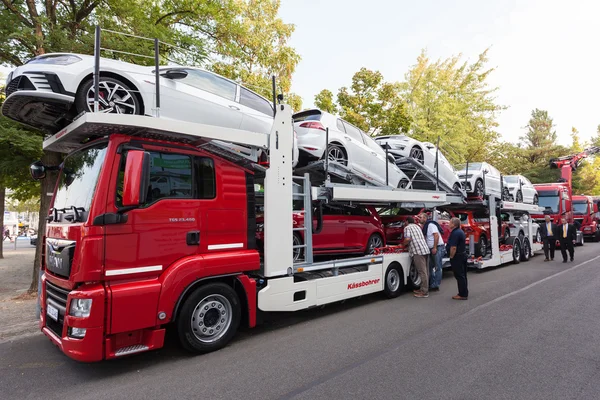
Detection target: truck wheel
<box><xmin>177</xmin><ymin>283</ymin><xmax>241</xmax><ymax>354</ymax></box>
<box><xmin>475</xmin><ymin>235</ymin><xmax>487</xmax><ymax>257</ymax></box>
<box><xmin>520</xmin><ymin>237</ymin><xmax>531</xmax><ymax>261</ymax></box>
<box><xmin>408</xmin><ymin>261</ymin><xmax>421</xmax><ymax>289</ymax></box>
<box><xmin>383</xmin><ymin>263</ymin><xmax>404</xmax><ymax>298</ymax></box>
<box><xmin>509</xmin><ymin>236</ymin><xmax>521</xmax><ymax>264</ymax></box>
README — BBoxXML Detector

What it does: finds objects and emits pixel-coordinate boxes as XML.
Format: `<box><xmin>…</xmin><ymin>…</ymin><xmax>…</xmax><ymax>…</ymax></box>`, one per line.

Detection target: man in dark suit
<box><xmin>540</xmin><ymin>215</ymin><xmax>558</xmax><ymax>261</ymax></box>
<box><xmin>558</xmin><ymin>215</ymin><xmax>577</xmax><ymax>263</ymax></box>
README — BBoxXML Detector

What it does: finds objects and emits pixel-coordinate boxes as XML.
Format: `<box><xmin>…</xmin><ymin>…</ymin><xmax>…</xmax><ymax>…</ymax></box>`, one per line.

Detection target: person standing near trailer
<box><xmin>403</xmin><ymin>216</ymin><xmax>430</xmax><ymax>298</ymax></box>
<box><xmin>558</xmin><ymin>215</ymin><xmax>577</xmax><ymax>263</ymax></box>
<box><xmin>540</xmin><ymin>215</ymin><xmax>558</xmax><ymax>261</ymax></box>
<box><xmin>447</xmin><ymin>217</ymin><xmax>468</xmax><ymax>300</ymax></box>
<box><xmin>419</xmin><ymin>212</ymin><xmax>445</xmax><ymax>292</ymax></box>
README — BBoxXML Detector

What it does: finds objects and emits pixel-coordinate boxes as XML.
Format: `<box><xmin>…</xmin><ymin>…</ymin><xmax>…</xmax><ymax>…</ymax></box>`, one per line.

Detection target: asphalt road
<box><xmin>2</xmin><ymin>243</ymin><xmax>600</xmax><ymax>400</ymax></box>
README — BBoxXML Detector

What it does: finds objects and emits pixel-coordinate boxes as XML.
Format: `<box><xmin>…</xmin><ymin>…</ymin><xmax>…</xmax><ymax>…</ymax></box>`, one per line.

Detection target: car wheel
<box><xmin>503</xmin><ymin>228</ymin><xmax>510</xmax><ymax>243</ymax></box>
<box><xmin>502</xmin><ymin>187</ymin><xmax>511</xmax><ymax>201</ymax></box>
<box><xmin>292</xmin><ymin>233</ymin><xmax>303</xmax><ymax>262</ymax></box>
<box><xmin>326</xmin><ymin>144</ymin><xmax>348</xmax><ymax>167</ymax></box>
<box><xmin>474</xmin><ymin>179</ymin><xmax>484</xmax><ymax>198</ymax></box>
<box><xmin>383</xmin><ymin>263</ymin><xmax>404</xmax><ymax>298</ymax></box>
<box><xmin>398</xmin><ymin>178</ymin><xmax>410</xmax><ymax>189</ymax></box>
<box><xmin>409</xmin><ymin>260</ymin><xmax>421</xmax><ymax>289</ymax></box>
<box><xmin>476</xmin><ymin>235</ymin><xmax>487</xmax><ymax>257</ymax></box>
<box><xmin>409</xmin><ymin>146</ymin><xmax>424</xmax><ymax>164</ymax></box>
<box><xmin>365</xmin><ymin>233</ymin><xmax>384</xmax><ymax>255</ymax></box>
<box><xmin>533</xmin><ymin>195</ymin><xmax>539</xmax><ymax>205</ymax></box>
<box><xmin>516</xmin><ymin>190</ymin><xmax>523</xmax><ymax>203</ymax></box>
<box><xmin>453</xmin><ymin>183</ymin><xmax>461</xmax><ymax>193</ymax></box>
<box><xmin>177</xmin><ymin>283</ymin><xmax>241</xmax><ymax>354</ymax></box>
<box><xmin>75</xmin><ymin>76</ymin><xmax>142</xmax><ymax>116</ymax></box>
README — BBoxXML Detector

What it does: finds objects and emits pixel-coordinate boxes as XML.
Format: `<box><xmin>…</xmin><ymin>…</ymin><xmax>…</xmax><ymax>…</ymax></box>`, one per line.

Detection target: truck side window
<box><xmin>196</xmin><ymin>157</ymin><xmax>216</xmax><ymax>199</ymax></box>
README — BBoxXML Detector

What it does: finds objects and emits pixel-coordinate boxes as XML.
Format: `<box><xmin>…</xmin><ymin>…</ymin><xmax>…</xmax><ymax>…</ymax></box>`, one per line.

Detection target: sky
<box><xmin>278</xmin><ymin>0</ymin><xmax>600</xmax><ymax>146</ymax></box>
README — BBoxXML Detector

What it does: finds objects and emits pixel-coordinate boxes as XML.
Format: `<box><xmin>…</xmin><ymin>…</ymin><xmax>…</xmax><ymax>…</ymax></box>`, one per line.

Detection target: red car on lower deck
<box><xmin>452</xmin><ymin>209</ymin><xmax>510</xmax><ymax>257</ymax></box>
<box><xmin>256</xmin><ymin>204</ymin><xmax>385</xmax><ymax>261</ymax></box>
<box><xmin>379</xmin><ymin>208</ymin><xmax>451</xmax><ymax>245</ymax></box>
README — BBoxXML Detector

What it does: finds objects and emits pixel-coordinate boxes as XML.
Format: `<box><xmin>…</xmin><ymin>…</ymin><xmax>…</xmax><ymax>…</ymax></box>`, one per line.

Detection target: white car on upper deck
<box><xmin>503</xmin><ymin>175</ymin><xmax>538</xmax><ymax>204</ymax></box>
<box><xmin>373</xmin><ymin>135</ymin><xmax>462</xmax><ymax>194</ymax></box>
<box><xmin>456</xmin><ymin>162</ymin><xmax>504</xmax><ymax>199</ymax></box>
<box><xmin>2</xmin><ymin>52</ymin><xmax>298</xmax><ymax>166</ymax></box>
<box><xmin>292</xmin><ymin>109</ymin><xmax>411</xmax><ymax>188</ymax></box>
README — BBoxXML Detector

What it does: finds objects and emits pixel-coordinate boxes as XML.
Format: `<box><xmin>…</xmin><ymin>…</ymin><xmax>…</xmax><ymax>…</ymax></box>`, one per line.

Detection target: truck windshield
<box><xmin>573</xmin><ymin>201</ymin><xmax>588</xmax><ymax>215</ymax></box>
<box><xmin>53</xmin><ymin>143</ymin><xmax>108</xmax><ymax>212</ymax></box>
<box><xmin>537</xmin><ymin>195</ymin><xmax>560</xmax><ymax>214</ymax></box>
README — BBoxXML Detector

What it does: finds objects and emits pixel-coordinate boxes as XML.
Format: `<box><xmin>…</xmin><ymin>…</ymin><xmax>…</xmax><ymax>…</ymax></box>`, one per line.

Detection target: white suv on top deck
<box><xmin>292</xmin><ymin>109</ymin><xmax>410</xmax><ymax>188</ymax></box>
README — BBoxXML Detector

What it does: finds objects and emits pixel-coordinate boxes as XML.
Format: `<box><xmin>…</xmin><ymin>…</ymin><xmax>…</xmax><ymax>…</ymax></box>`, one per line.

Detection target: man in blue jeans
<box><xmin>419</xmin><ymin>213</ymin><xmax>445</xmax><ymax>292</ymax></box>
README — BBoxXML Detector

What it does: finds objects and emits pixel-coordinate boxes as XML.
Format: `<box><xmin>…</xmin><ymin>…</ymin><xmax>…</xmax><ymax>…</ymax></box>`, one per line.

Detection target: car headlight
<box><xmin>69</xmin><ymin>298</ymin><xmax>92</xmax><ymax>318</ymax></box>
<box><xmin>388</xmin><ymin>222</ymin><xmax>405</xmax><ymax>228</ymax></box>
<box><xmin>27</xmin><ymin>54</ymin><xmax>82</xmax><ymax>65</ymax></box>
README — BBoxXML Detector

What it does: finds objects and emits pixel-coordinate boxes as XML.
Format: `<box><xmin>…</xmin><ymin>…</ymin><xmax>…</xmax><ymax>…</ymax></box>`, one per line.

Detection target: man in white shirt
<box><xmin>419</xmin><ymin>212</ymin><xmax>445</xmax><ymax>292</ymax></box>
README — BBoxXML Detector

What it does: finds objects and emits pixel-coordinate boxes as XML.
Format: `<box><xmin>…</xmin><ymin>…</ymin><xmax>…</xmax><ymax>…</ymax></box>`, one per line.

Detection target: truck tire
<box><xmin>520</xmin><ymin>236</ymin><xmax>531</xmax><ymax>262</ymax></box>
<box><xmin>510</xmin><ymin>237</ymin><xmax>521</xmax><ymax>264</ymax></box>
<box><xmin>408</xmin><ymin>260</ymin><xmax>421</xmax><ymax>289</ymax></box>
<box><xmin>383</xmin><ymin>263</ymin><xmax>404</xmax><ymax>298</ymax></box>
<box><xmin>177</xmin><ymin>283</ymin><xmax>241</xmax><ymax>354</ymax></box>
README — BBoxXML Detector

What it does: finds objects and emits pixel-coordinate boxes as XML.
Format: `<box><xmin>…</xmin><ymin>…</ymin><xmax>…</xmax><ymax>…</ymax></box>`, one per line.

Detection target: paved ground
<box><xmin>0</xmin><ymin>246</ymin><xmax>38</xmax><ymax>343</ymax></box>
<box><xmin>1</xmin><ymin>243</ymin><xmax>600</xmax><ymax>400</ymax></box>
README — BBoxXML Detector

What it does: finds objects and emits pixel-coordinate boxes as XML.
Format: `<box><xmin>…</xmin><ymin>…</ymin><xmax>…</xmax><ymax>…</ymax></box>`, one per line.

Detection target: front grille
<box><xmin>5</xmin><ymin>76</ymin><xmax>21</xmax><ymax>96</ymax></box>
<box><xmin>45</xmin><ymin>280</ymin><xmax>70</xmax><ymax>338</ymax></box>
<box><xmin>5</xmin><ymin>75</ymin><xmax>35</xmax><ymax>96</ymax></box>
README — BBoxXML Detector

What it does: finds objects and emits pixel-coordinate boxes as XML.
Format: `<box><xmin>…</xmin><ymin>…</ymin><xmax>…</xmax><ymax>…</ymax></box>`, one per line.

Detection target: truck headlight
<box><xmin>69</xmin><ymin>299</ymin><xmax>92</xmax><ymax>317</ymax></box>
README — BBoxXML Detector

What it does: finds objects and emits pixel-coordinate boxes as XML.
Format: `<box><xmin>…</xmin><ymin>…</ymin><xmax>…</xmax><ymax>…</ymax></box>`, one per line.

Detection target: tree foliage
<box><xmin>314</xmin><ymin>89</ymin><xmax>337</xmax><ymax>114</ymax></box>
<box><xmin>401</xmin><ymin>49</ymin><xmax>506</xmax><ymax>163</ymax></box>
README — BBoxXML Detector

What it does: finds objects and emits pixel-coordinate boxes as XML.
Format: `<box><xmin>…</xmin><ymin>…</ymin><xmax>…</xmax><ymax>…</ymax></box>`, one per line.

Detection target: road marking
<box><xmin>462</xmin><ymin>254</ymin><xmax>600</xmax><ymax>318</ymax></box>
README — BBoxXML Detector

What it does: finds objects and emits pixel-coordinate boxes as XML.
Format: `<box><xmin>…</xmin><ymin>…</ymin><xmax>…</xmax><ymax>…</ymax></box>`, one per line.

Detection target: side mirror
<box><xmin>122</xmin><ymin>150</ymin><xmax>151</xmax><ymax>208</ymax></box>
<box><xmin>30</xmin><ymin>161</ymin><xmax>46</xmax><ymax>180</ymax></box>
<box><xmin>594</xmin><ymin>204</ymin><xmax>599</xmax><ymax>213</ymax></box>
<box><xmin>162</xmin><ymin>69</ymin><xmax>188</xmax><ymax>80</ymax></box>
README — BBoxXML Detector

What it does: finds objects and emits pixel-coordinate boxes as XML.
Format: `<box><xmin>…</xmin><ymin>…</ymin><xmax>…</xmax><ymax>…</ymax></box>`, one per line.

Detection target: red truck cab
<box><xmin>532</xmin><ymin>183</ymin><xmax>573</xmax><ymax>225</ymax></box>
<box><xmin>38</xmin><ymin>134</ymin><xmax>260</xmax><ymax>362</ymax></box>
<box><xmin>573</xmin><ymin>195</ymin><xmax>600</xmax><ymax>241</ymax></box>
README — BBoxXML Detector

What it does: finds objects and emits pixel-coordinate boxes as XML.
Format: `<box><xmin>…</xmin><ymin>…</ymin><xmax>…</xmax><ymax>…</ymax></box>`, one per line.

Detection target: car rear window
<box><xmin>293</xmin><ymin>110</ymin><xmax>322</xmax><ymax>123</ymax></box>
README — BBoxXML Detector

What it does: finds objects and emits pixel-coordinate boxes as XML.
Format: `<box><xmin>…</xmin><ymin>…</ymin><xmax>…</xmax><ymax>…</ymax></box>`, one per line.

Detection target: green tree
<box><xmin>570</xmin><ymin>127</ymin><xmax>599</xmax><ymax>195</ymax></box>
<box><xmin>401</xmin><ymin>48</ymin><xmax>506</xmax><ymax>162</ymax></box>
<box><xmin>0</xmin><ymin>0</ymin><xmax>300</xmax><ymax>291</ymax></box>
<box><xmin>314</xmin><ymin>89</ymin><xmax>337</xmax><ymax>114</ymax></box>
<box><xmin>336</xmin><ymin>68</ymin><xmax>411</xmax><ymax>135</ymax></box>
<box><xmin>517</xmin><ymin>109</ymin><xmax>568</xmax><ymax>183</ymax></box>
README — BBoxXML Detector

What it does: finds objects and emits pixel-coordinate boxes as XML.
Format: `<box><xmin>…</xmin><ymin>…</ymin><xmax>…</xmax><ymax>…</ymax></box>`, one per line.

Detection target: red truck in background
<box><xmin>532</xmin><ymin>182</ymin><xmax>573</xmax><ymax>225</ymax></box>
<box><xmin>572</xmin><ymin>195</ymin><xmax>600</xmax><ymax>242</ymax></box>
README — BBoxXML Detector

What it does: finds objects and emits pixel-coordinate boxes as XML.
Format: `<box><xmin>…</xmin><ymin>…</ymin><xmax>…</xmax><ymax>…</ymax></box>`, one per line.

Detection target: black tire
<box><xmin>326</xmin><ymin>144</ymin><xmax>348</xmax><ymax>166</ymax></box>
<box><xmin>533</xmin><ymin>195</ymin><xmax>539</xmax><ymax>205</ymax></box>
<box><xmin>383</xmin><ymin>263</ymin><xmax>404</xmax><ymax>298</ymax></box>
<box><xmin>408</xmin><ymin>260</ymin><xmax>421</xmax><ymax>289</ymax></box>
<box><xmin>292</xmin><ymin>233</ymin><xmax>304</xmax><ymax>262</ymax></box>
<box><xmin>535</xmin><ymin>229</ymin><xmax>542</xmax><ymax>243</ymax></box>
<box><xmin>365</xmin><ymin>233</ymin><xmax>384</xmax><ymax>255</ymax></box>
<box><xmin>474</xmin><ymin>179</ymin><xmax>484</xmax><ymax>198</ymax></box>
<box><xmin>475</xmin><ymin>235</ymin><xmax>487</xmax><ymax>257</ymax></box>
<box><xmin>507</xmin><ymin>236</ymin><xmax>521</xmax><ymax>264</ymax></box>
<box><xmin>503</xmin><ymin>228</ymin><xmax>511</xmax><ymax>243</ymax></box>
<box><xmin>409</xmin><ymin>146</ymin><xmax>424</xmax><ymax>164</ymax></box>
<box><xmin>177</xmin><ymin>283</ymin><xmax>241</xmax><ymax>354</ymax></box>
<box><xmin>516</xmin><ymin>190</ymin><xmax>523</xmax><ymax>203</ymax></box>
<box><xmin>520</xmin><ymin>236</ymin><xmax>531</xmax><ymax>261</ymax></box>
<box><xmin>398</xmin><ymin>179</ymin><xmax>410</xmax><ymax>189</ymax></box>
<box><xmin>75</xmin><ymin>76</ymin><xmax>142</xmax><ymax>116</ymax></box>
<box><xmin>453</xmin><ymin>183</ymin><xmax>462</xmax><ymax>193</ymax></box>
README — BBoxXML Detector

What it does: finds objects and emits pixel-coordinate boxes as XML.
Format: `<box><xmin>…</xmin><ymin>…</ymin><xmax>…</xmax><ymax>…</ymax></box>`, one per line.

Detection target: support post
<box><xmin>385</xmin><ymin>145</ymin><xmax>389</xmax><ymax>187</ymax></box>
<box><xmin>272</xmin><ymin>76</ymin><xmax>277</xmax><ymax>117</ymax></box>
<box><xmin>154</xmin><ymin>38</ymin><xmax>160</xmax><ymax>117</ymax></box>
<box><xmin>93</xmin><ymin>25</ymin><xmax>101</xmax><ymax>113</ymax></box>
<box><xmin>324</xmin><ymin>127</ymin><xmax>329</xmax><ymax>178</ymax></box>
<box><xmin>435</xmin><ymin>136</ymin><xmax>440</xmax><ymax>191</ymax></box>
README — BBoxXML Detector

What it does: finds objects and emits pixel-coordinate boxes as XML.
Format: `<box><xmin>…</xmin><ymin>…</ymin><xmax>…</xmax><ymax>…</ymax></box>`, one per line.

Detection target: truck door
<box><xmin>104</xmin><ymin>146</ymin><xmax>218</xmax><ymax>279</ymax></box>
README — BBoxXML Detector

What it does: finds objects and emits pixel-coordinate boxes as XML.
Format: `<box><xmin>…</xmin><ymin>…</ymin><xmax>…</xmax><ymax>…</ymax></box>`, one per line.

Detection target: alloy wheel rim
<box><xmin>87</xmin><ymin>81</ymin><xmax>137</xmax><ymax>114</ymax></box>
<box><xmin>368</xmin><ymin>235</ymin><xmax>383</xmax><ymax>254</ymax></box>
<box><xmin>327</xmin><ymin>147</ymin><xmax>348</xmax><ymax>166</ymax></box>
<box><xmin>410</xmin><ymin>147</ymin><xmax>424</xmax><ymax>163</ymax></box>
